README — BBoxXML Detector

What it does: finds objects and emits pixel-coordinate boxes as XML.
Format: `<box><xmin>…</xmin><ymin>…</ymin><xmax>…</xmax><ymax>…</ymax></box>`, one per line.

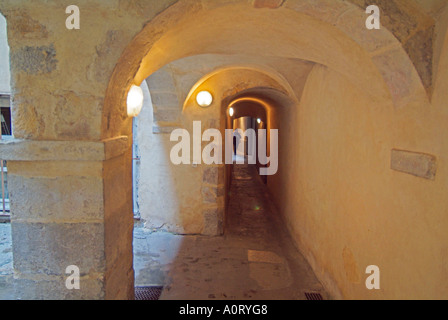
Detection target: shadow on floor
<box><xmin>134</xmin><ymin>164</ymin><xmax>327</xmax><ymax>300</ymax></box>
<box><xmin>0</xmin><ymin>164</ymin><xmax>327</xmax><ymax>300</ymax></box>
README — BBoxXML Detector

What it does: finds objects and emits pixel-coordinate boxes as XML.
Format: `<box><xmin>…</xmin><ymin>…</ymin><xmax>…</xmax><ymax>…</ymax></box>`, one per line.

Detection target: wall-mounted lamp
<box><xmin>229</xmin><ymin>107</ymin><xmax>234</xmax><ymax>117</ymax></box>
<box><xmin>196</xmin><ymin>91</ymin><xmax>213</xmax><ymax>108</ymax></box>
<box><xmin>257</xmin><ymin>118</ymin><xmax>262</xmax><ymax>124</ymax></box>
<box><xmin>127</xmin><ymin>85</ymin><xmax>144</xmax><ymax>117</ymax></box>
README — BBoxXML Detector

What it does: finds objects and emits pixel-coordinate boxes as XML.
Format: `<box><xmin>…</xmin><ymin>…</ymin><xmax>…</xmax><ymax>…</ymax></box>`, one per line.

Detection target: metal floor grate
<box><xmin>304</xmin><ymin>292</ymin><xmax>324</xmax><ymax>301</ymax></box>
<box><xmin>135</xmin><ymin>286</ymin><xmax>164</xmax><ymax>301</ymax></box>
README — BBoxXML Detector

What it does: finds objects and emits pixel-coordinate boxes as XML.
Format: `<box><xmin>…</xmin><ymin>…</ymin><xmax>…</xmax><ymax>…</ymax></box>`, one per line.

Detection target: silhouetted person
<box><xmin>233</xmin><ymin>130</ymin><xmax>241</xmax><ymax>156</ymax></box>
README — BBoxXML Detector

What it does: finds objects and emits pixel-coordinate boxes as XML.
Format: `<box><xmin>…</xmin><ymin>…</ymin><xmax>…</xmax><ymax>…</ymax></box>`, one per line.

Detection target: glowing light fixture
<box><xmin>127</xmin><ymin>85</ymin><xmax>144</xmax><ymax>117</ymax></box>
<box><xmin>196</xmin><ymin>91</ymin><xmax>213</xmax><ymax>108</ymax></box>
<box><xmin>257</xmin><ymin>118</ymin><xmax>262</xmax><ymax>124</ymax></box>
<box><xmin>229</xmin><ymin>107</ymin><xmax>234</xmax><ymax>117</ymax></box>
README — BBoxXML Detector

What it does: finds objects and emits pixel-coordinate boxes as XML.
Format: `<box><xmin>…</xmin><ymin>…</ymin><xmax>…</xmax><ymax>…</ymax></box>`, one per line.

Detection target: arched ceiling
<box><xmin>145</xmin><ymin>54</ymin><xmax>314</xmax><ymax>119</ymax></box>
<box><xmin>104</xmin><ymin>0</ymin><xmax>446</xmax><ymax>138</ymax></box>
<box><xmin>135</xmin><ymin>2</ymin><xmax>391</xmax><ymax>102</ymax></box>
<box><xmin>182</xmin><ymin>66</ymin><xmax>297</xmax><ymax>111</ymax></box>
<box><xmin>230</xmin><ymin>100</ymin><xmax>268</xmax><ymax>123</ymax></box>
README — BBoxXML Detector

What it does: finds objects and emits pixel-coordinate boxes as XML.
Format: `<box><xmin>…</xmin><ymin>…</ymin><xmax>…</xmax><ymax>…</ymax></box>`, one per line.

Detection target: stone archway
<box><xmin>88</xmin><ymin>0</ymin><xmax>435</xmax><ymax>300</ymax></box>
<box><xmin>103</xmin><ymin>0</ymin><xmax>430</xmax><ymax>141</ymax></box>
<box><xmin>0</xmin><ymin>0</ymin><xmax>441</xmax><ymax>300</ymax></box>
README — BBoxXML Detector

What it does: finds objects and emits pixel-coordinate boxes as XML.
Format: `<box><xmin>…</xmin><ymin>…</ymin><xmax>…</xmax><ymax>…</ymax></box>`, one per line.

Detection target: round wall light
<box><xmin>127</xmin><ymin>85</ymin><xmax>144</xmax><ymax>118</ymax></box>
<box><xmin>196</xmin><ymin>91</ymin><xmax>213</xmax><ymax>108</ymax></box>
<box><xmin>229</xmin><ymin>107</ymin><xmax>234</xmax><ymax>117</ymax></box>
<box><xmin>257</xmin><ymin>118</ymin><xmax>262</xmax><ymax>124</ymax></box>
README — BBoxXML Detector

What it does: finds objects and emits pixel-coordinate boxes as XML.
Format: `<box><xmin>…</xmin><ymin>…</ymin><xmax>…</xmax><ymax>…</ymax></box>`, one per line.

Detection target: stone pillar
<box><xmin>202</xmin><ymin>165</ymin><xmax>226</xmax><ymax>236</ymax></box>
<box><xmin>0</xmin><ymin>137</ymin><xmax>134</xmax><ymax>300</ymax></box>
<box><xmin>103</xmin><ymin>147</ymin><xmax>135</xmax><ymax>300</ymax></box>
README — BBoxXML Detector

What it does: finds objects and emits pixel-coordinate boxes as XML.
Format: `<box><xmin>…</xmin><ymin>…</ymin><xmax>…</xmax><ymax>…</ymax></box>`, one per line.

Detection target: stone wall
<box><xmin>269</xmin><ymin>59</ymin><xmax>448</xmax><ymax>299</ymax></box>
<box><xmin>134</xmin><ymin>58</ymin><xmax>296</xmax><ymax>236</ymax></box>
<box><xmin>135</xmin><ymin>80</ymin><xmax>207</xmax><ymax>235</ymax></box>
<box><xmin>0</xmin><ymin>0</ymin><xmax>156</xmax><ymax>299</ymax></box>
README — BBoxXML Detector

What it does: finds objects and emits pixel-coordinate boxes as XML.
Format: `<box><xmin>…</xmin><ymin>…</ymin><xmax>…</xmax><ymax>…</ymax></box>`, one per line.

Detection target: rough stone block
<box><xmin>11</xmin><ymin>222</ymin><xmax>105</xmax><ymax>275</ymax></box>
<box><xmin>11</xmin><ymin>44</ymin><xmax>57</xmax><ymax>75</ymax></box>
<box><xmin>202</xmin><ymin>185</ymin><xmax>226</xmax><ymax>204</ymax></box>
<box><xmin>203</xmin><ymin>207</ymin><xmax>224</xmax><ymax>236</ymax></box>
<box><xmin>147</xmin><ymin>69</ymin><xmax>177</xmax><ymax>92</ymax></box>
<box><xmin>151</xmin><ymin>92</ymin><xmax>179</xmax><ymax>107</ymax></box>
<box><xmin>13</xmin><ymin>275</ymin><xmax>105</xmax><ymax>300</ymax></box>
<box><xmin>9</xmin><ymin>175</ymin><xmax>103</xmax><ymax>221</ymax></box>
<box><xmin>403</xmin><ymin>26</ymin><xmax>434</xmax><ymax>91</ymax></box>
<box><xmin>203</xmin><ymin>166</ymin><xmax>225</xmax><ymax>185</ymax></box>
<box><xmin>153</xmin><ymin>109</ymin><xmax>180</xmax><ymax>123</ymax></box>
<box><xmin>53</xmin><ymin>92</ymin><xmax>103</xmax><ymax>140</ymax></box>
<box><xmin>0</xmin><ymin>137</ymin><xmax>128</xmax><ymax>161</ymax></box>
<box><xmin>87</xmin><ymin>30</ymin><xmax>129</xmax><ymax>83</ymax></box>
<box><xmin>152</xmin><ymin>125</ymin><xmax>178</xmax><ymax>134</ymax></box>
<box><xmin>7</xmin><ymin>11</ymin><xmax>48</xmax><ymax>40</ymax></box>
<box><xmin>391</xmin><ymin>149</ymin><xmax>437</xmax><ymax>180</ymax></box>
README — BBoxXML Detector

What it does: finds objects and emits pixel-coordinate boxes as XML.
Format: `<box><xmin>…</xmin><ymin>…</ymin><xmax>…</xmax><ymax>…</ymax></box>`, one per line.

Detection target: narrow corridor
<box><xmin>134</xmin><ymin>164</ymin><xmax>326</xmax><ymax>300</ymax></box>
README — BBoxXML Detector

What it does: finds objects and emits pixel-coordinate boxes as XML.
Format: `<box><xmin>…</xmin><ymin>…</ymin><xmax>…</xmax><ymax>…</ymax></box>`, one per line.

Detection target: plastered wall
<box><xmin>0</xmin><ymin>14</ymin><xmax>10</xmax><ymax>94</ymax></box>
<box><xmin>135</xmin><ymin>80</ymin><xmax>205</xmax><ymax>234</ymax></box>
<box><xmin>270</xmin><ymin>54</ymin><xmax>448</xmax><ymax>299</ymax></box>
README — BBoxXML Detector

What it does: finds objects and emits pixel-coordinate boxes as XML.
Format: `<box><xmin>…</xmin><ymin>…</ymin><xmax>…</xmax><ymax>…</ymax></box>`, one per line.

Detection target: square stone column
<box><xmin>202</xmin><ymin>165</ymin><xmax>226</xmax><ymax>236</ymax></box>
<box><xmin>0</xmin><ymin>137</ymin><xmax>134</xmax><ymax>300</ymax></box>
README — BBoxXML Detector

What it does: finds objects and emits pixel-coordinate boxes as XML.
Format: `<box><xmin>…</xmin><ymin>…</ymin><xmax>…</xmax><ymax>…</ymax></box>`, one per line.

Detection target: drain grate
<box><xmin>135</xmin><ymin>286</ymin><xmax>164</xmax><ymax>301</ymax></box>
<box><xmin>304</xmin><ymin>292</ymin><xmax>324</xmax><ymax>301</ymax></box>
